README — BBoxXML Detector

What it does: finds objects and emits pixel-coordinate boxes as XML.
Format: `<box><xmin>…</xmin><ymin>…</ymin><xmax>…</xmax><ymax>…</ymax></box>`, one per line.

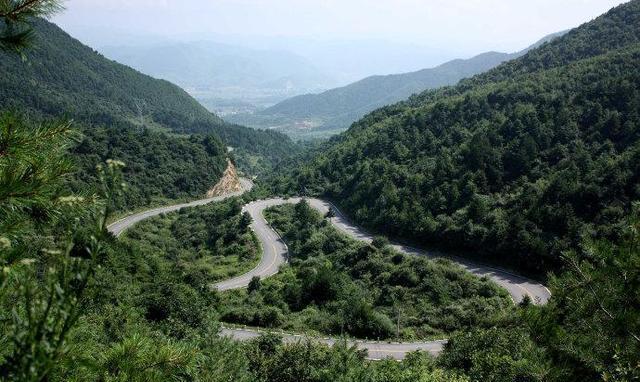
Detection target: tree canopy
<box><xmin>271</xmin><ymin>0</ymin><xmax>640</xmax><ymax>275</ymax></box>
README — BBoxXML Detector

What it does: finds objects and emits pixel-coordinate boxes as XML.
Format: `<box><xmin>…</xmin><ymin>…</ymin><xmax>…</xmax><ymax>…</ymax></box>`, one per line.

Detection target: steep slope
<box><xmin>206</xmin><ymin>159</ymin><xmax>243</xmax><ymax>197</ymax></box>
<box><xmin>260</xmin><ymin>52</ymin><xmax>515</xmax><ymax>128</ymax></box>
<box><xmin>232</xmin><ymin>32</ymin><xmax>565</xmax><ymax>139</ymax></box>
<box><xmin>275</xmin><ymin>1</ymin><xmax>640</xmax><ymax>274</ymax></box>
<box><xmin>0</xmin><ymin>18</ymin><xmax>299</xmax><ymax>173</ymax></box>
<box><xmin>68</xmin><ymin>125</ymin><xmax>228</xmax><ymax>211</ymax></box>
<box><xmin>0</xmin><ymin>19</ymin><xmax>299</xmax><ymax>210</ymax></box>
<box><xmin>0</xmin><ymin>19</ymin><xmax>222</xmax><ymax>130</ymax></box>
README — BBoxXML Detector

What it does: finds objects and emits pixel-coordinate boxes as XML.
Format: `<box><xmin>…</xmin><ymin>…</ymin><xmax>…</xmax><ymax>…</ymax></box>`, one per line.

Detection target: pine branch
<box><xmin>0</xmin><ymin>0</ymin><xmax>64</xmax><ymax>54</ymax></box>
<box><xmin>0</xmin><ymin>0</ymin><xmax>63</xmax><ymax>20</ymax></box>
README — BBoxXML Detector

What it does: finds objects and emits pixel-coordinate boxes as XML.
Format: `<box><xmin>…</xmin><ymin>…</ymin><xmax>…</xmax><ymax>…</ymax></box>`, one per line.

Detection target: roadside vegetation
<box><xmin>69</xmin><ymin>125</ymin><xmax>229</xmax><ymax>212</ymax></box>
<box><xmin>1</xmin><ymin>1</ymin><xmax>639</xmax><ymax>381</ymax></box>
<box><xmin>0</xmin><ymin>17</ymin><xmax>301</xmax><ymax>201</ymax></box>
<box><xmin>121</xmin><ymin>199</ymin><xmax>260</xmax><ymax>283</ymax></box>
<box><xmin>270</xmin><ymin>2</ymin><xmax>640</xmax><ymax>276</ymax></box>
<box><xmin>219</xmin><ymin>201</ymin><xmax>512</xmax><ymax>340</ymax></box>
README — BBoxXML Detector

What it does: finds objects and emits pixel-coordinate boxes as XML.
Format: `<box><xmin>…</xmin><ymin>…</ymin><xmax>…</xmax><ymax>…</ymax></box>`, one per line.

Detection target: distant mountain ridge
<box><xmin>99</xmin><ymin>41</ymin><xmax>336</xmax><ymax>112</ymax></box>
<box><xmin>276</xmin><ymin>0</ymin><xmax>640</xmax><ymax>276</ymax></box>
<box><xmin>0</xmin><ymin>18</ymin><xmax>299</xmax><ymax>172</ymax></box>
<box><xmin>230</xmin><ymin>31</ymin><xmax>567</xmax><ymax>139</ymax></box>
<box><xmin>0</xmin><ymin>19</ymin><xmax>225</xmax><ymax>131</ymax></box>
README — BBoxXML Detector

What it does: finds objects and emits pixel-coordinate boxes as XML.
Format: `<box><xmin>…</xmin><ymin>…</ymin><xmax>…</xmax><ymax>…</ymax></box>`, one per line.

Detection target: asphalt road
<box><xmin>220</xmin><ymin>327</ymin><xmax>446</xmax><ymax>361</ymax></box>
<box><xmin>322</xmin><ymin>199</ymin><xmax>552</xmax><ymax>305</ymax></box>
<box><xmin>108</xmin><ymin>190</ymin><xmax>551</xmax><ymax>360</ymax></box>
<box><xmin>107</xmin><ymin>178</ymin><xmax>253</xmax><ymax>237</ymax></box>
<box><xmin>216</xmin><ymin>197</ymin><xmax>550</xmax><ymax>360</ymax></box>
<box><xmin>224</xmin><ymin>197</ymin><xmax>551</xmax><ymax>304</ymax></box>
<box><xmin>213</xmin><ymin>198</ymin><xmax>290</xmax><ymax>291</ymax></box>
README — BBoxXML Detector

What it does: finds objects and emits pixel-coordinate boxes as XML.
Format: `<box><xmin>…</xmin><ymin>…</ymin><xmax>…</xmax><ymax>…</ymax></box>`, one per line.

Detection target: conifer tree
<box><xmin>0</xmin><ymin>0</ymin><xmax>63</xmax><ymax>54</ymax></box>
<box><xmin>0</xmin><ymin>5</ymin><xmax>127</xmax><ymax>380</ymax></box>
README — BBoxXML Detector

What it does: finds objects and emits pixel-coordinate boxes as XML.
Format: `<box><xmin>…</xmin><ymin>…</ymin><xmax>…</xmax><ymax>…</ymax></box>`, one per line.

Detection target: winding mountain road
<box><xmin>107</xmin><ymin>178</ymin><xmax>254</xmax><ymax>237</ymax></box>
<box><xmin>108</xmin><ymin>187</ymin><xmax>551</xmax><ymax>360</ymax></box>
<box><xmin>228</xmin><ymin>197</ymin><xmax>551</xmax><ymax>304</ymax></box>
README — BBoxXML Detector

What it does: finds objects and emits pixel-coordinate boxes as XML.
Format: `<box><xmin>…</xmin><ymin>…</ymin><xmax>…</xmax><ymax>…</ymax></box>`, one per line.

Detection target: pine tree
<box><xmin>0</xmin><ymin>7</ymin><xmax>126</xmax><ymax>380</ymax></box>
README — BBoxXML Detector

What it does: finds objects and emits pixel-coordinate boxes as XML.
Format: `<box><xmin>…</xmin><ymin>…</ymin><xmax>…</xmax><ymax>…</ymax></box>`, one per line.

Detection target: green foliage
<box><xmin>522</xmin><ymin>205</ymin><xmax>640</xmax><ymax>381</ymax></box>
<box><xmin>438</xmin><ymin>207</ymin><xmax>640</xmax><ymax>381</ymax></box>
<box><xmin>274</xmin><ymin>1</ymin><xmax>640</xmax><ymax>274</ymax></box>
<box><xmin>248</xmin><ymin>276</ymin><xmax>262</xmax><ymax>293</ymax></box>
<box><xmin>8</xmin><ymin>21</ymin><xmax>213</xmax><ymax>134</ymax></box>
<box><xmin>0</xmin><ymin>15</ymin><xmax>119</xmax><ymax>378</ymax></box>
<box><xmin>3</xmin><ymin>2</ymin><xmax>640</xmax><ymax>381</ymax></box>
<box><xmin>0</xmin><ymin>243</ymin><xmax>97</xmax><ymax>381</ymax></box>
<box><xmin>33</xmin><ymin>195</ymin><xmax>476</xmax><ymax>380</ymax></box>
<box><xmin>245</xmin><ymin>334</ymin><xmax>468</xmax><ymax>382</ymax></box>
<box><xmin>0</xmin><ymin>18</ymin><xmax>301</xmax><ymax>176</ymax></box>
<box><xmin>438</xmin><ymin>328</ymin><xmax>551</xmax><ymax>382</ymax></box>
<box><xmin>0</xmin><ymin>112</ymin><xmax>228</xmax><ymax>240</ymax></box>
<box><xmin>68</xmin><ymin>126</ymin><xmax>228</xmax><ymax>212</ymax></box>
<box><xmin>122</xmin><ymin>198</ymin><xmax>259</xmax><ymax>285</ymax></box>
<box><xmin>241</xmin><ymin>51</ymin><xmax>527</xmax><ymax>139</ymax></box>
<box><xmin>0</xmin><ymin>18</ymin><xmax>235</xmax><ymax>213</ymax></box>
<box><xmin>0</xmin><ymin>0</ymin><xmax>62</xmax><ymax>54</ymax></box>
<box><xmin>96</xmin><ymin>333</ymin><xmax>197</xmax><ymax>382</ymax></box>
<box><xmin>0</xmin><ymin>112</ymin><xmax>75</xmax><ymax>236</ymax></box>
<box><xmin>0</xmin><ymin>18</ymin><xmax>221</xmax><ymax>131</ymax></box>
<box><xmin>371</xmin><ymin>236</ymin><xmax>390</xmax><ymax>249</ymax></box>
<box><xmin>221</xmin><ymin>202</ymin><xmax>511</xmax><ymax>340</ymax></box>
<box><xmin>0</xmin><ymin>110</ymin><xmax>125</xmax><ymax>380</ymax></box>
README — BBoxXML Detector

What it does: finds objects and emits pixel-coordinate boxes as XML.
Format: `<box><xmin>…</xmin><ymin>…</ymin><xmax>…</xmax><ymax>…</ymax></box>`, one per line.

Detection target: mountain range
<box><xmin>275</xmin><ymin>0</ymin><xmax>640</xmax><ymax>276</ymax></box>
<box><xmin>99</xmin><ymin>42</ymin><xmax>336</xmax><ymax>116</ymax></box>
<box><xmin>0</xmin><ymin>18</ymin><xmax>298</xmax><ymax>208</ymax></box>
<box><xmin>230</xmin><ymin>31</ymin><xmax>567</xmax><ymax>139</ymax></box>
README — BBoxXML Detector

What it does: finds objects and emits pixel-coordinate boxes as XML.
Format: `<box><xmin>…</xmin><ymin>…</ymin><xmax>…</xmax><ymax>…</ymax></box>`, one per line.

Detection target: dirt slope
<box><xmin>206</xmin><ymin>159</ymin><xmax>243</xmax><ymax>197</ymax></box>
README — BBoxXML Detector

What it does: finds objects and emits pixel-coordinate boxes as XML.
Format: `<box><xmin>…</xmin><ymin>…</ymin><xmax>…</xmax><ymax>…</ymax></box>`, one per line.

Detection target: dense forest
<box><xmin>1</xmin><ymin>1</ymin><xmax>639</xmax><ymax>381</ymax></box>
<box><xmin>220</xmin><ymin>201</ymin><xmax>510</xmax><ymax>339</ymax></box>
<box><xmin>0</xmin><ymin>18</ymin><xmax>300</xmax><ymax>176</ymax></box>
<box><xmin>271</xmin><ymin>1</ymin><xmax>640</xmax><ymax>274</ymax></box>
<box><xmin>67</xmin><ymin>123</ymin><xmax>228</xmax><ymax>211</ymax></box>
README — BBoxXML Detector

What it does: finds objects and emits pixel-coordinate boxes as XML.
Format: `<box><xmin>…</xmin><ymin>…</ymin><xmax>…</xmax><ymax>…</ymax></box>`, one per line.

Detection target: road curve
<box><xmin>214</xmin><ymin>198</ymin><xmax>290</xmax><ymax>291</ymax></box>
<box><xmin>222</xmin><ymin>197</ymin><xmax>551</xmax><ymax>304</ymax></box>
<box><xmin>107</xmin><ymin>178</ymin><xmax>253</xmax><ymax>237</ymax></box>
<box><xmin>217</xmin><ymin>197</ymin><xmax>550</xmax><ymax>360</ymax></box>
<box><xmin>107</xmin><ymin>190</ymin><xmax>550</xmax><ymax>360</ymax></box>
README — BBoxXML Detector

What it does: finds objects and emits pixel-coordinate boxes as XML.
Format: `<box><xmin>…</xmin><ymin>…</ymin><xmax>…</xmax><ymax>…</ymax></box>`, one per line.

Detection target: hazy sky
<box><xmin>53</xmin><ymin>0</ymin><xmax>628</xmax><ymax>53</ymax></box>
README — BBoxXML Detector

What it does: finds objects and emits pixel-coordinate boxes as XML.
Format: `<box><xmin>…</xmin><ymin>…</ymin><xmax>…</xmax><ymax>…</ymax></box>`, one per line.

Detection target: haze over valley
<box><xmin>91</xmin><ymin>36</ymin><xmax>477</xmax><ymax>121</ymax></box>
<box><xmin>54</xmin><ymin>0</ymin><xmax>624</xmax><ymax>139</ymax></box>
<box><xmin>2</xmin><ymin>1</ymin><xmax>638</xmax><ymax>381</ymax></box>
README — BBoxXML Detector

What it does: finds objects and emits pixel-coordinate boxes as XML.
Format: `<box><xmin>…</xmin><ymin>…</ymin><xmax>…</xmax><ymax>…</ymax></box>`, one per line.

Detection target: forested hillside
<box><xmin>273</xmin><ymin>1</ymin><xmax>640</xmax><ymax>274</ymax></box>
<box><xmin>0</xmin><ymin>20</ymin><xmax>222</xmax><ymax>130</ymax></box>
<box><xmin>221</xmin><ymin>201</ymin><xmax>510</xmax><ymax>340</ymax></box>
<box><xmin>0</xmin><ymin>18</ymin><xmax>299</xmax><ymax>175</ymax></box>
<box><xmin>67</xmin><ymin>123</ymin><xmax>228</xmax><ymax>211</ymax></box>
<box><xmin>231</xmin><ymin>32</ymin><xmax>565</xmax><ymax>139</ymax></box>
<box><xmin>2</xmin><ymin>2</ymin><xmax>639</xmax><ymax>381</ymax></box>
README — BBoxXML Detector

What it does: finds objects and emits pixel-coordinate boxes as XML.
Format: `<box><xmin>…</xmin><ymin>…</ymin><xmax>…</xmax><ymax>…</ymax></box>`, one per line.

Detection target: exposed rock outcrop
<box><xmin>206</xmin><ymin>159</ymin><xmax>242</xmax><ymax>197</ymax></box>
